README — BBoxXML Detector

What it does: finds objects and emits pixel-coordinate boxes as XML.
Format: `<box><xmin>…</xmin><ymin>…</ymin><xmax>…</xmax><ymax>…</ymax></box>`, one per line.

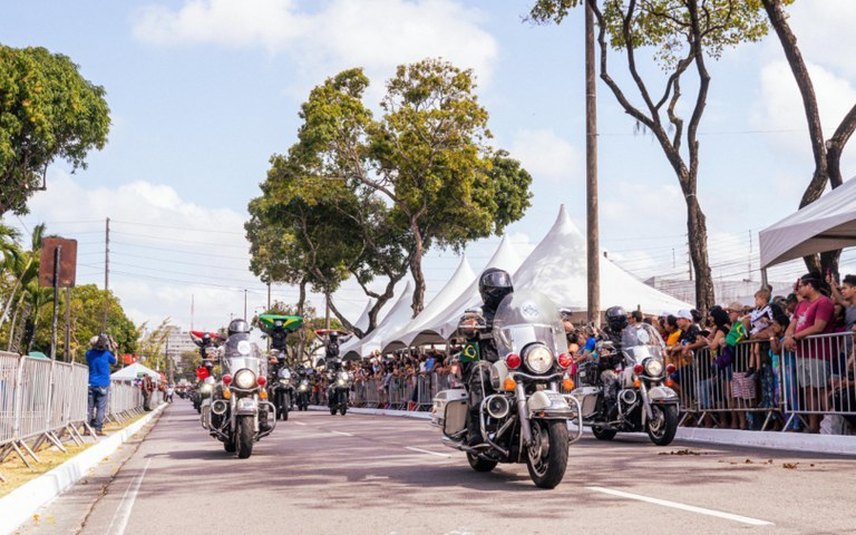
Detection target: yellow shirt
<box><xmin>666</xmin><ymin>330</ymin><xmax>682</xmax><ymax>347</ymax></box>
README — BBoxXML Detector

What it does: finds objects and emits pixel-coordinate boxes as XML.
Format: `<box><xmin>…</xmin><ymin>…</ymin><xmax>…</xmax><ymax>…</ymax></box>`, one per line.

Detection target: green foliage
<box><xmin>0</xmin><ymin>45</ymin><xmax>111</xmax><ymax>216</ymax></box>
<box><xmin>529</xmin><ymin>0</ymin><xmax>781</xmax><ymax>68</ymax></box>
<box><xmin>249</xmin><ymin>59</ymin><xmax>532</xmax><ymax>318</ymax></box>
<box><xmin>135</xmin><ymin>318</ymin><xmax>173</xmax><ymax>372</ymax></box>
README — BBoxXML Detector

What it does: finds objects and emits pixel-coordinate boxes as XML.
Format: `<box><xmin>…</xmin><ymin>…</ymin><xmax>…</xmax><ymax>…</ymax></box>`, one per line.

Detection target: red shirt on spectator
<box><xmin>793</xmin><ymin>295</ymin><xmax>835</xmax><ymax>359</ymax></box>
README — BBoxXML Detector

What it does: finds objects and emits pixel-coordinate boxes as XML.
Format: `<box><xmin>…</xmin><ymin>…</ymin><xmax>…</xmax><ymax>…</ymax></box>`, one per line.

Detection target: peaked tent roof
<box><xmin>111</xmin><ymin>362</ymin><xmax>160</xmax><ymax>382</ymax></box>
<box><xmin>337</xmin><ymin>297</ymin><xmax>376</xmax><ymax>356</ymax></box>
<box><xmin>382</xmin><ymin>256</ymin><xmax>476</xmax><ymax>353</ymax></box>
<box><xmin>342</xmin><ymin>280</ymin><xmax>414</xmax><ymax>359</ymax></box>
<box><xmin>421</xmin><ymin>235</ymin><xmax>524</xmax><ymax>342</ymax></box>
<box><xmin>759</xmin><ymin>176</ymin><xmax>856</xmax><ymax>268</ymax></box>
<box><xmin>514</xmin><ymin>205</ymin><xmax>692</xmax><ymax>314</ymax></box>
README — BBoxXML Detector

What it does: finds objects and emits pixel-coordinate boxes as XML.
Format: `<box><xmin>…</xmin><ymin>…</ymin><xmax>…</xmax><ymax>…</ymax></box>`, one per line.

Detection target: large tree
<box><xmin>0</xmin><ymin>46</ymin><xmax>110</xmax><ymax>216</ymax></box>
<box><xmin>761</xmin><ymin>0</ymin><xmax>856</xmax><ymax>276</ymax></box>
<box><xmin>287</xmin><ymin>60</ymin><xmax>532</xmax><ymax>316</ymax></box>
<box><xmin>530</xmin><ymin>0</ymin><xmax>773</xmax><ymax>313</ymax></box>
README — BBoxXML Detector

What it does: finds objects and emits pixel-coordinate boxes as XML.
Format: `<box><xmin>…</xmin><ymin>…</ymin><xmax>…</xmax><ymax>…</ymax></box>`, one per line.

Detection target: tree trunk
<box><xmin>686</xmin><ymin>194</ymin><xmax>714</xmax><ymax>315</ymax></box>
<box><xmin>408</xmin><ymin>220</ymin><xmax>425</xmax><ymax>318</ymax></box>
<box><xmin>0</xmin><ymin>278</ymin><xmax>22</xmax><ymax>331</ymax></box>
<box><xmin>296</xmin><ymin>279</ymin><xmax>307</xmax><ymax>361</ymax></box>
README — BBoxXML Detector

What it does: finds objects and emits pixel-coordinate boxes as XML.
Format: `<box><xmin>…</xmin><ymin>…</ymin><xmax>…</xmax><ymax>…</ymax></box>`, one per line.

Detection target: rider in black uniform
<box><xmin>600</xmin><ymin>306</ymin><xmax>628</xmax><ymax>405</ymax></box>
<box><xmin>460</xmin><ymin>268</ymin><xmax>514</xmax><ymax>445</ymax></box>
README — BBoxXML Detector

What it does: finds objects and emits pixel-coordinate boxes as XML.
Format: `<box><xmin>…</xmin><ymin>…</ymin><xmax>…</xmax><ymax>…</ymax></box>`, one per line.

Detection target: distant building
<box><xmin>164</xmin><ymin>326</ymin><xmax>197</xmax><ymax>361</ymax></box>
<box><xmin>644</xmin><ymin>277</ymin><xmax>794</xmax><ymax>308</ymax></box>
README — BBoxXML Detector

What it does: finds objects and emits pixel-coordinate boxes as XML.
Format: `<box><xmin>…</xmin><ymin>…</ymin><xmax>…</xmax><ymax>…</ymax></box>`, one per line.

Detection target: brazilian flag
<box><xmin>461</xmin><ymin>341</ymin><xmax>480</xmax><ymax>362</ymax></box>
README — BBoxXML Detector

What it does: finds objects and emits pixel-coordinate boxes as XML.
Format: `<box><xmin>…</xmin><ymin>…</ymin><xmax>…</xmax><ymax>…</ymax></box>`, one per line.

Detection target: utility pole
<box><xmin>65</xmin><ymin>287</ymin><xmax>71</xmax><ymax>362</ymax></box>
<box><xmin>748</xmin><ymin>230</ymin><xmax>753</xmax><ymax>282</ymax></box>
<box><xmin>585</xmin><ymin>1</ymin><xmax>600</xmax><ymax>327</ymax></box>
<box><xmin>103</xmin><ymin>217</ymin><xmax>110</xmax><ymax>330</ymax></box>
<box><xmin>243</xmin><ymin>289</ymin><xmax>248</xmax><ymax>320</ymax></box>
<box><xmin>191</xmin><ymin>294</ymin><xmax>195</xmax><ymax>331</ymax></box>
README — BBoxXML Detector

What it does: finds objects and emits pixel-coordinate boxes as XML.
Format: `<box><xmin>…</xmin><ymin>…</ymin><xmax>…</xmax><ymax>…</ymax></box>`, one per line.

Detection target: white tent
<box><xmin>111</xmin><ymin>362</ymin><xmax>160</xmax><ymax>382</ymax></box>
<box><xmin>342</xmin><ymin>280</ymin><xmax>414</xmax><ymax>359</ymax></box>
<box><xmin>759</xmin><ymin>176</ymin><xmax>856</xmax><ymax>268</ymax></box>
<box><xmin>421</xmin><ymin>235</ymin><xmax>524</xmax><ymax>341</ymax></box>
<box><xmin>514</xmin><ymin>205</ymin><xmax>692</xmax><ymax>314</ymax></box>
<box><xmin>381</xmin><ymin>256</ymin><xmax>476</xmax><ymax>353</ymax></box>
<box><xmin>337</xmin><ymin>298</ymin><xmax>376</xmax><ymax>357</ymax></box>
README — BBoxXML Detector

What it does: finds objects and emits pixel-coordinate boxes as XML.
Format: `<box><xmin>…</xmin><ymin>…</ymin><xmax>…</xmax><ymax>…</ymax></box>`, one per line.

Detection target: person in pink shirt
<box><xmin>783</xmin><ymin>272</ymin><xmax>835</xmax><ymax>433</ymax></box>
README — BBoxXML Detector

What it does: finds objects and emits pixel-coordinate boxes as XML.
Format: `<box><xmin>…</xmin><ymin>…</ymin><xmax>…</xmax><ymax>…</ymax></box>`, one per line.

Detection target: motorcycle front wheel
<box><xmin>237</xmin><ymin>415</ymin><xmax>254</xmax><ymax>459</ymax></box>
<box><xmin>339</xmin><ymin>405</ymin><xmax>347</xmax><ymax>416</ymax></box>
<box><xmin>647</xmin><ymin>404</ymin><xmax>678</xmax><ymax>446</ymax></box>
<box><xmin>526</xmin><ymin>419</ymin><xmax>569</xmax><ymax>489</ymax></box>
<box><xmin>467</xmin><ymin>453</ymin><xmax>497</xmax><ymax>473</ymax></box>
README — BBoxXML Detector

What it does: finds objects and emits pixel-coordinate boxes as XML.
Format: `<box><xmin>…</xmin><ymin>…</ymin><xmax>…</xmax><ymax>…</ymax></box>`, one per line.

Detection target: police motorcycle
<box><xmin>202</xmin><ymin>319</ymin><xmax>276</xmax><ymax>459</ymax></box>
<box><xmin>295</xmin><ymin>366</ymin><xmax>311</xmax><ymax>411</ymax></box>
<box><xmin>190</xmin><ymin>331</ymin><xmax>224</xmax><ymax>413</ymax></box>
<box><xmin>258</xmin><ymin>314</ymin><xmax>304</xmax><ymax>421</ymax></box>
<box><xmin>317</xmin><ymin>330</ymin><xmax>352</xmax><ymax>416</ymax></box>
<box><xmin>432</xmin><ymin>283</ymin><xmax>583</xmax><ymax>489</ymax></box>
<box><xmin>571</xmin><ymin>318</ymin><xmax>680</xmax><ymax>446</ymax></box>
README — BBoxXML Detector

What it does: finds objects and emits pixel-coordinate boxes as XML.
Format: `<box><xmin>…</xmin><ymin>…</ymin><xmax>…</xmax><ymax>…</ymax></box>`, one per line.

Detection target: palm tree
<box><xmin>1</xmin><ymin>224</ymin><xmax>45</xmax><ymax>341</ymax></box>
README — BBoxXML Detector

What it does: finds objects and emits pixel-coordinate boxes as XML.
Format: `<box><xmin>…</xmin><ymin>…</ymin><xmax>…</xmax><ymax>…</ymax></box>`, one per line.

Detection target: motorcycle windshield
<box><xmin>492</xmin><ymin>290</ymin><xmax>565</xmax><ymax>357</ymax></box>
<box><xmin>621</xmin><ymin>323</ymin><xmax>666</xmax><ymax>363</ymax></box>
<box><xmin>223</xmin><ymin>333</ymin><xmax>265</xmax><ymax>375</ymax></box>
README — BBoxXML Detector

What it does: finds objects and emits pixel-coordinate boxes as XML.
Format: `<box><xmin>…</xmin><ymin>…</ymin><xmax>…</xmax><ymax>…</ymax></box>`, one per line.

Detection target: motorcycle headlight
<box><xmin>237</xmin><ymin>340</ymin><xmax>252</xmax><ymax>355</ymax></box>
<box><xmin>298</xmin><ymin>384</ymin><xmax>308</xmax><ymax>392</ymax></box>
<box><xmin>279</xmin><ymin>378</ymin><xmax>290</xmax><ymax>385</ymax></box>
<box><xmin>278</xmin><ymin>368</ymin><xmax>291</xmax><ymax>379</ymax></box>
<box><xmin>234</xmin><ymin>369</ymin><xmax>256</xmax><ymax>389</ymax></box>
<box><xmin>199</xmin><ymin>383</ymin><xmax>213</xmax><ymax>395</ymax></box>
<box><xmin>524</xmin><ymin>345</ymin><xmax>553</xmax><ymax>374</ymax></box>
<box><xmin>336</xmin><ymin>379</ymin><xmax>346</xmax><ymax>386</ymax></box>
<box><xmin>644</xmin><ymin>358</ymin><xmax>664</xmax><ymax>377</ymax></box>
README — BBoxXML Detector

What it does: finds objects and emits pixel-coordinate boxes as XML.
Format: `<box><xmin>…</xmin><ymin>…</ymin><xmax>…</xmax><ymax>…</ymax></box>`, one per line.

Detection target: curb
<box><xmin>0</xmin><ymin>404</ymin><xmax>166</xmax><ymax>535</ymax></box>
<box><xmin>310</xmin><ymin>406</ymin><xmax>856</xmax><ymax>456</ymax></box>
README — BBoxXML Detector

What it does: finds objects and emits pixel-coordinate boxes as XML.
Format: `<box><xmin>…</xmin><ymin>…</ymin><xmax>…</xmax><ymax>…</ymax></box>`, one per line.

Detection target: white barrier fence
<box><xmin>0</xmin><ymin>351</ymin><xmax>156</xmax><ymax>482</ymax></box>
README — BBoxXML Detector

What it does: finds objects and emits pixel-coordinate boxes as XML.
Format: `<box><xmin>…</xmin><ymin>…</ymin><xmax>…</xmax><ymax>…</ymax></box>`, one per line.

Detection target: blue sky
<box><xmin>2</xmin><ymin>0</ymin><xmax>855</xmax><ymax>330</ymax></box>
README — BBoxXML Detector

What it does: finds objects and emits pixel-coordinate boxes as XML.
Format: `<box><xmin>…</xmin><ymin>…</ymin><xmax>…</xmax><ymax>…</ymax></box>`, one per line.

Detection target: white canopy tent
<box><xmin>337</xmin><ymin>298</ymin><xmax>376</xmax><ymax>357</ymax></box>
<box><xmin>342</xmin><ymin>281</ymin><xmax>414</xmax><ymax>359</ymax></box>
<box><xmin>759</xmin><ymin>177</ymin><xmax>856</xmax><ymax>268</ymax></box>
<box><xmin>111</xmin><ymin>362</ymin><xmax>160</xmax><ymax>382</ymax></box>
<box><xmin>381</xmin><ymin>256</ymin><xmax>476</xmax><ymax>353</ymax></box>
<box><xmin>419</xmin><ymin>235</ymin><xmax>524</xmax><ymax>342</ymax></box>
<box><xmin>514</xmin><ymin>205</ymin><xmax>692</xmax><ymax>314</ymax></box>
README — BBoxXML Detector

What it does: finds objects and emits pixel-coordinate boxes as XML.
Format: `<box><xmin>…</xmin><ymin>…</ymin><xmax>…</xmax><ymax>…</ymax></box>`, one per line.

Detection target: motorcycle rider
<box><xmin>458</xmin><ymin>268</ymin><xmax>514</xmax><ymax>445</ymax></box>
<box><xmin>599</xmin><ymin>306</ymin><xmax>629</xmax><ymax>407</ymax></box>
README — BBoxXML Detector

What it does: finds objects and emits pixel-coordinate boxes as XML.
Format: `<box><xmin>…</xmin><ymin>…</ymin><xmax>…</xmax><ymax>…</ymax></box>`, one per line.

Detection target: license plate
<box><xmin>238</xmin><ymin>398</ymin><xmax>256</xmax><ymax>411</ymax></box>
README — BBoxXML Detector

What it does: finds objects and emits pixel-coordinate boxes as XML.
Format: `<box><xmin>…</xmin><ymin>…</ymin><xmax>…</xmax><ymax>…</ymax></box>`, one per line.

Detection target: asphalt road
<box><xmin>20</xmin><ymin>401</ymin><xmax>856</xmax><ymax>535</ymax></box>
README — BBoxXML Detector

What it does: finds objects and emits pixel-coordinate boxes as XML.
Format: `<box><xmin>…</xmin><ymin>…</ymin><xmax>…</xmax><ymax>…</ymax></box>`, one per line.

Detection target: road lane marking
<box><xmin>586</xmin><ymin>486</ymin><xmax>773</xmax><ymax>527</ymax></box>
<box><xmin>331</xmin><ymin>430</ymin><xmax>354</xmax><ymax>437</ymax></box>
<box><xmin>107</xmin><ymin>459</ymin><xmax>152</xmax><ymax>535</ymax></box>
<box><xmin>405</xmin><ymin>446</ymin><xmax>450</xmax><ymax>458</ymax></box>
<box><xmin>292</xmin><ymin>422</ymin><xmax>307</xmax><ymax>426</ymax></box>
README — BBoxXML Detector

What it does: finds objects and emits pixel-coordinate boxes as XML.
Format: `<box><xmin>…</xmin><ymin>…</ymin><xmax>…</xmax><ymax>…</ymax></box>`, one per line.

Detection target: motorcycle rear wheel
<box><xmin>592</xmin><ymin>425</ymin><xmax>617</xmax><ymax>441</ymax></box>
<box><xmin>525</xmin><ymin>419</ymin><xmax>569</xmax><ymax>489</ymax></box>
<box><xmin>237</xmin><ymin>415</ymin><xmax>254</xmax><ymax>459</ymax></box>
<box><xmin>467</xmin><ymin>453</ymin><xmax>497</xmax><ymax>472</ymax></box>
<box><xmin>647</xmin><ymin>404</ymin><xmax>678</xmax><ymax>446</ymax></box>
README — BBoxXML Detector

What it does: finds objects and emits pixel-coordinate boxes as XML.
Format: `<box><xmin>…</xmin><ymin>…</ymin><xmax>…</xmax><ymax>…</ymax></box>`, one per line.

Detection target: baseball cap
<box><xmin>676</xmin><ymin>309</ymin><xmax>693</xmax><ymax>321</ymax></box>
<box><xmin>726</xmin><ymin>302</ymin><xmax>743</xmax><ymax>312</ymax></box>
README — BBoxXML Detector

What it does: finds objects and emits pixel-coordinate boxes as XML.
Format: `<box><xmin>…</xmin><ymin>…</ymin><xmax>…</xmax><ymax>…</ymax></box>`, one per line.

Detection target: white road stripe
<box><xmin>331</xmin><ymin>430</ymin><xmax>354</xmax><ymax>437</ymax></box>
<box><xmin>405</xmin><ymin>446</ymin><xmax>450</xmax><ymax>458</ymax></box>
<box><xmin>292</xmin><ymin>422</ymin><xmax>307</xmax><ymax>426</ymax></box>
<box><xmin>107</xmin><ymin>459</ymin><xmax>153</xmax><ymax>535</ymax></box>
<box><xmin>586</xmin><ymin>486</ymin><xmax>773</xmax><ymax>527</ymax></box>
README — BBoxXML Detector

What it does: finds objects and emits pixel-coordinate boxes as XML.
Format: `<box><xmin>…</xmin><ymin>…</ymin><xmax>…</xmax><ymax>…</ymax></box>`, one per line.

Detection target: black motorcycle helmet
<box><xmin>605</xmin><ymin>306</ymin><xmax>628</xmax><ymax>333</ymax></box>
<box><xmin>479</xmin><ymin>268</ymin><xmax>513</xmax><ymax>311</ymax></box>
<box><xmin>228</xmin><ymin>319</ymin><xmax>250</xmax><ymax>336</ymax></box>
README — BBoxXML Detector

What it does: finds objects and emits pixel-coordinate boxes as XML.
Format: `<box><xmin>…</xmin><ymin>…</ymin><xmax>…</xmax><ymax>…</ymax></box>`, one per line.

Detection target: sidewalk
<box><xmin>310</xmin><ymin>405</ymin><xmax>856</xmax><ymax>456</ymax></box>
<box><xmin>0</xmin><ymin>404</ymin><xmax>166</xmax><ymax>535</ymax></box>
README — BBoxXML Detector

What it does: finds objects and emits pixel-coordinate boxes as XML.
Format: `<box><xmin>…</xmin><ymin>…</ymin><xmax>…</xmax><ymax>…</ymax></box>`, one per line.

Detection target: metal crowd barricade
<box><xmin>363</xmin><ymin>378</ymin><xmax>380</xmax><ymax>408</ymax></box>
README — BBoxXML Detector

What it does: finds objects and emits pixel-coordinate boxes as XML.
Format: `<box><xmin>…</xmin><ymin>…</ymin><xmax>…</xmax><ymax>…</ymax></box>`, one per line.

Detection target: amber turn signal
<box><xmin>260</xmin><ymin>390</ymin><xmax>268</xmax><ymax>400</ymax></box>
<box><xmin>502</xmin><ymin>376</ymin><xmax>517</xmax><ymax>391</ymax></box>
<box><xmin>562</xmin><ymin>378</ymin><xmax>575</xmax><ymax>391</ymax></box>
<box><xmin>633</xmin><ymin>378</ymin><xmax>641</xmax><ymax>389</ymax></box>
<box><xmin>222</xmin><ymin>388</ymin><xmax>231</xmax><ymax>399</ymax></box>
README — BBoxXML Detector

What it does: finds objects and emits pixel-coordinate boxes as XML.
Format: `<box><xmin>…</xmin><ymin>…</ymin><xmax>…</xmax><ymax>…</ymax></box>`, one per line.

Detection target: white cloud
<box><xmin>785</xmin><ymin>0</ymin><xmax>856</xmax><ymax>79</ymax></box>
<box><xmin>132</xmin><ymin>0</ymin><xmax>498</xmax><ymax>88</ymax></box>
<box><xmin>509</xmin><ymin>129</ymin><xmax>581</xmax><ymax>183</ymax></box>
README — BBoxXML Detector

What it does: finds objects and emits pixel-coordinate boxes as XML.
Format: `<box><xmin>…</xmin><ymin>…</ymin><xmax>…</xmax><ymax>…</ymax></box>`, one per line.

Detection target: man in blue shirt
<box><xmin>86</xmin><ymin>333</ymin><xmax>116</xmax><ymax>434</ymax></box>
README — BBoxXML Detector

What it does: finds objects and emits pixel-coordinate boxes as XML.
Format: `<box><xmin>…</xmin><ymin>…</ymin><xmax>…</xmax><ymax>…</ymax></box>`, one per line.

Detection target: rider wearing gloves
<box><xmin>458</xmin><ymin>268</ymin><xmax>514</xmax><ymax>445</ymax></box>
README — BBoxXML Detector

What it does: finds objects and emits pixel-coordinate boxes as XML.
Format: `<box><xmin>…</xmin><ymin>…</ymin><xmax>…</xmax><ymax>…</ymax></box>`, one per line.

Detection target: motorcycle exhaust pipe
<box><xmin>484</xmin><ymin>394</ymin><xmax>510</xmax><ymax>420</ymax></box>
<box><xmin>211</xmin><ymin>399</ymin><xmax>228</xmax><ymax>416</ymax></box>
<box><xmin>620</xmin><ymin>389</ymin><xmax>638</xmax><ymax>406</ymax></box>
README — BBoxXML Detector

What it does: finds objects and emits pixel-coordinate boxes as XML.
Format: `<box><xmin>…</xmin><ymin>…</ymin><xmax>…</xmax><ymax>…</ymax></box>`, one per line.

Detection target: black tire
<box><xmin>340</xmin><ymin>405</ymin><xmax>347</xmax><ymax>416</ymax></box>
<box><xmin>237</xmin><ymin>415</ymin><xmax>254</xmax><ymax>459</ymax></box>
<box><xmin>279</xmin><ymin>393</ymin><xmax>289</xmax><ymax>421</ymax></box>
<box><xmin>330</xmin><ymin>407</ymin><xmax>337</xmax><ymax>415</ymax></box>
<box><xmin>592</xmin><ymin>425</ymin><xmax>617</xmax><ymax>441</ymax></box>
<box><xmin>467</xmin><ymin>453</ymin><xmax>497</xmax><ymax>472</ymax></box>
<box><xmin>525</xmin><ymin>419</ymin><xmax>569</xmax><ymax>489</ymax></box>
<box><xmin>647</xmin><ymin>404</ymin><xmax>679</xmax><ymax>446</ymax></box>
